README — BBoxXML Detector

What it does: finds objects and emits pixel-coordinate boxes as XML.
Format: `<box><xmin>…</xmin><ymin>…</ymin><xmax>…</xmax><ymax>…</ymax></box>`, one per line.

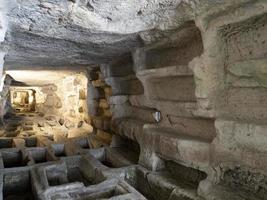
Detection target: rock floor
<box><xmin>0</xmin><ymin>111</ymin><xmax>208</xmax><ymax>200</ymax></box>
<box><xmin>1</xmin><ymin>111</ymin><xmax>93</xmax><ymax>142</ymax></box>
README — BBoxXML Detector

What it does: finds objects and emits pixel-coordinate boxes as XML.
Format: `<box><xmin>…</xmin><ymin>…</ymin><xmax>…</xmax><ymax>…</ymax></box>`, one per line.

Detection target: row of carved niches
<box><xmin>135</xmin><ymin>21</ymin><xmax>216</xmax><ymax>151</ymax></box>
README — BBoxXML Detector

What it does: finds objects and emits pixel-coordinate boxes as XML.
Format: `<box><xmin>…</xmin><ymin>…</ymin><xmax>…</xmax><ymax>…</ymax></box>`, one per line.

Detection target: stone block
<box><xmin>109</xmin><ymin>95</ymin><xmax>129</xmax><ymax>105</ymax></box>
<box><xmin>139</xmin><ymin>125</ymin><xmax>210</xmax><ymax>170</ymax></box>
<box><xmin>91</xmin><ymin>116</ymin><xmax>111</xmax><ymax>131</ymax></box>
<box><xmin>105</xmin><ymin>76</ymin><xmax>144</xmax><ymax>95</ymax></box>
<box><xmin>217</xmin><ymin>88</ymin><xmax>267</xmax><ymax>122</ymax></box>
<box><xmin>111</xmin><ymin>105</ymin><xmax>157</xmax><ymax>123</ymax></box>
<box><xmin>145</xmin><ymin>76</ymin><xmax>196</xmax><ymax>102</ymax></box>
<box><xmin>227</xmin><ymin>58</ymin><xmax>267</xmax><ymax>88</ymax></box>
<box><xmin>98</xmin><ymin>99</ymin><xmax>109</xmax><ymax>109</ymax></box>
<box><xmin>212</xmin><ymin>119</ymin><xmax>267</xmax><ymax>170</ymax></box>
<box><xmin>164</xmin><ymin>116</ymin><xmax>215</xmax><ymax>142</ymax></box>
<box><xmin>100</xmin><ymin>54</ymin><xmax>134</xmax><ymax>78</ymax></box>
<box><xmin>88</xmin><ymin>82</ymin><xmax>104</xmax><ymax>100</ymax></box>
<box><xmin>92</xmin><ymin>80</ymin><xmax>106</xmax><ymax>88</ymax></box>
<box><xmin>111</xmin><ymin>118</ymin><xmax>145</xmax><ymax>142</ymax></box>
<box><xmin>96</xmin><ymin>129</ymin><xmax>112</xmax><ymax>144</ymax></box>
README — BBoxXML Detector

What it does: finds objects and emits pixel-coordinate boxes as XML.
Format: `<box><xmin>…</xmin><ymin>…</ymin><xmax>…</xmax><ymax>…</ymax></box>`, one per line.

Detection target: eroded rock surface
<box><xmin>3</xmin><ymin>0</ymin><xmax>187</xmax><ymax>68</ymax></box>
<box><xmin>0</xmin><ymin>0</ymin><xmax>267</xmax><ymax>200</ymax></box>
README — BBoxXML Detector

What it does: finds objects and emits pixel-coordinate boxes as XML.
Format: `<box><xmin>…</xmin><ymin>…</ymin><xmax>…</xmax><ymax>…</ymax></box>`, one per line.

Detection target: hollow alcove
<box><xmin>136</xmin><ymin>21</ymin><xmax>215</xmax><ymax>173</ymax></box>
<box><xmin>144</xmin><ymin>21</ymin><xmax>204</xmax><ymax>70</ymax></box>
<box><xmin>10</xmin><ymin>89</ymin><xmax>36</xmax><ymax>112</ymax></box>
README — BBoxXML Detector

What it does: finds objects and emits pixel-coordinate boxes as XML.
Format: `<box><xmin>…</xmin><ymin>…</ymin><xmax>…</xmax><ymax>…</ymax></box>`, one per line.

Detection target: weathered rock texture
<box><xmin>2</xmin><ymin>0</ymin><xmax>185</xmax><ymax>68</ymax></box>
<box><xmin>0</xmin><ymin>0</ymin><xmax>7</xmax><ymax>91</ymax></box>
<box><xmin>3</xmin><ymin>70</ymin><xmax>93</xmax><ymax>142</ymax></box>
<box><xmin>98</xmin><ymin>1</ymin><xmax>267</xmax><ymax>199</ymax></box>
<box><xmin>0</xmin><ymin>0</ymin><xmax>267</xmax><ymax>200</ymax></box>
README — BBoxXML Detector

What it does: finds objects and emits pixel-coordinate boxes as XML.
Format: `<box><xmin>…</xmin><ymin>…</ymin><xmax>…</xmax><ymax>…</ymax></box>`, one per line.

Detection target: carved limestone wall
<box><xmin>102</xmin><ymin>2</ymin><xmax>267</xmax><ymax>199</ymax></box>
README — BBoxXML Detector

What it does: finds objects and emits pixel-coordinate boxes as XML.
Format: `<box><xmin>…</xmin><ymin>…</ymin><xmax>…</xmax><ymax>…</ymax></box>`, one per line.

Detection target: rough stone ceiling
<box><xmin>2</xmin><ymin>0</ymin><xmax>189</xmax><ymax>69</ymax></box>
<box><xmin>6</xmin><ymin>69</ymin><xmax>84</xmax><ymax>85</ymax></box>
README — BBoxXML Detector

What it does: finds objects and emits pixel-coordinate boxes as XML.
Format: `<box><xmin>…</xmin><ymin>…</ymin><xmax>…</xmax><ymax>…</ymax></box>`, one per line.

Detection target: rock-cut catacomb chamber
<box><xmin>0</xmin><ymin>1</ymin><xmax>267</xmax><ymax>200</ymax></box>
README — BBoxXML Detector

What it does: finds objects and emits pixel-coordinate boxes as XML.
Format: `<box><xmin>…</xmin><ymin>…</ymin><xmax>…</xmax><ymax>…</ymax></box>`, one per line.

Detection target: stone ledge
<box><xmin>111</xmin><ymin>105</ymin><xmax>158</xmax><ymax>123</ymax></box>
<box><xmin>137</xmin><ymin>65</ymin><xmax>193</xmax><ymax>80</ymax></box>
<box><xmin>111</xmin><ymin>118</ymin><xmax>146</xmax><ymax>143</ymax></box>
<box><xmin>140</xmin><ymin>125</ymin><xmax>211</xmax><ymax>171</ymax></box>
<box><xmin>105</xmin><ymin>76</ymin><xmax>144</xmax><ymax>95</ymax></box>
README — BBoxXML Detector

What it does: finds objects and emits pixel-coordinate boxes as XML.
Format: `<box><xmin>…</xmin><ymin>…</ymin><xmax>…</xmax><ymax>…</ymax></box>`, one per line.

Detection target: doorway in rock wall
<box><xmin>10</xmin><ymin>89</ymin><xmax>36</xmax><ymax>112</ymax></box>
<box><xmin>2</xmin><ymin>69</ymin><xmax>94</xmax><ymax>141</ymax></box>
